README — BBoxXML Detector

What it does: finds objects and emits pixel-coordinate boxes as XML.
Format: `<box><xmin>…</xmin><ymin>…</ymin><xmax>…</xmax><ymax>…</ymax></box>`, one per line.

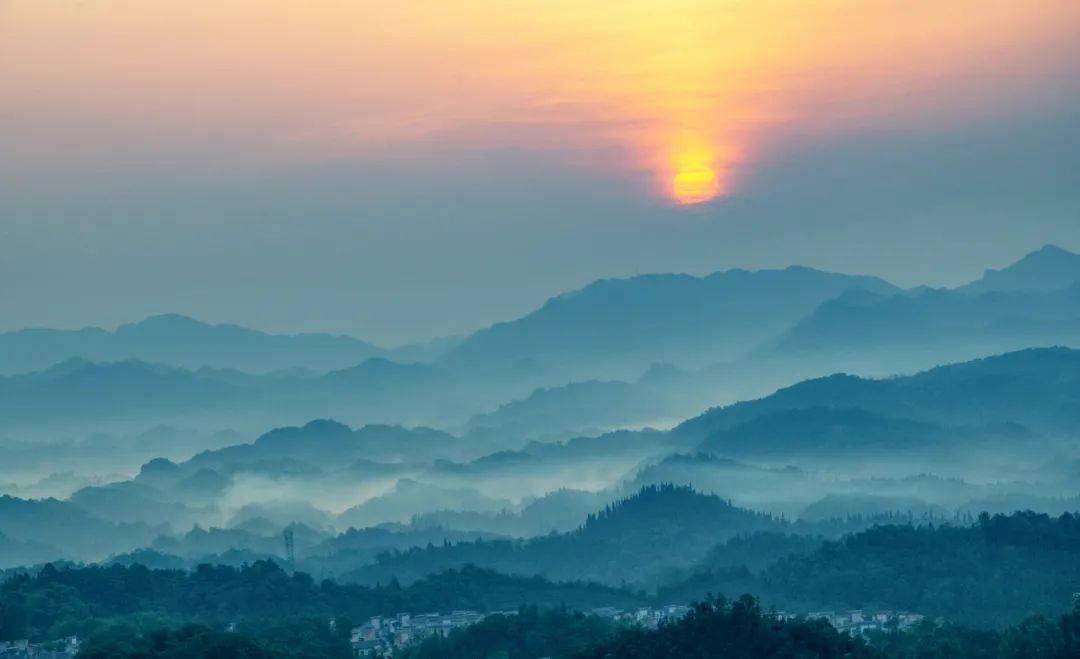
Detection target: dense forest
<box><xmin>660</xmin><ymin>511</ymin><xmax>1080</xmax><ymax>625</ymax></box>
<box><xmin>5</xmin><ymin>509</ymin><xmax>1077</xmax><ymax>646</ymax></box>
<box><xmin>400</xmin><ymin>606</ymin><xmax>618</xmax><ymax>659</ymax></box>
<box><xmin>24</xmin><ymin>595</ymin><xmax>1080</xmax><ymax>658</ymax></box>
<box><xmin>405</xmin><ymin>596</ymin><xmax>872</xmax><ymax>658</ymax></box>
<box><xmin>406</xmin><ymin>597</ymin><xmax>1080</xmax><ymax>658</ymax></box>
<box><xmin>76</xmin><ymin>619</ymin><xmax>353</xmax><ymax>659</ymax></box>
<box><xmin>576</xmin><ymin>596</ymin><xmax>874</xmax><ymax>659</ymax></box>
<box><xmin>0</xmin><ymin>561</ymin><xmax>640</xmax><ymax>643</ymax></box>
<box><xmin>342</xmin><ymin>485</ymin><xmax>783</xmax><ymax>586</ymax></box>
<box><xmin>4</xmin><ymin>512</ymin><xmax>1080</xmax><ymax>656</ymax></box>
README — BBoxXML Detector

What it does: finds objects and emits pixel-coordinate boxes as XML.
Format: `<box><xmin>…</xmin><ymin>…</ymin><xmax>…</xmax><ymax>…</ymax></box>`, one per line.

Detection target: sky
<box><xmin>2</xmin><ymin>0</ymin><xmax>1079</xmax><ymax>345</ymax></box>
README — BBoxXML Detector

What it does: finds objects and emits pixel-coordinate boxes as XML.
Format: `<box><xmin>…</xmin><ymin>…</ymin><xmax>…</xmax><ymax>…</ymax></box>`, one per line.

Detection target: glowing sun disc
<box><xmin>671</xmin><ymin>166</ymin><xmax>720</xmax><ymax>205</ymax></box>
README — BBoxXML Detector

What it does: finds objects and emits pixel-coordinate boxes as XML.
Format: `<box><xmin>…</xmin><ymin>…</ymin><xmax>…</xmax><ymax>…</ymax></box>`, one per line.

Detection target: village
<box><xmin>0</xmin><ymin>637</ymin><xmax>79</xmax><ymax>659</ymax></box>
<box><xmin>349</xmin><ymin>604</ymin><xmax>695</xmax><ymax>656</ymax></box>
<box><xmin>788</xmin><ymin>610</ymin><xmax>926</xmax><ymax>637</ymax></box>
<box><xmin>348</xmin><ymin>605</ymin><xmax>925</xmax><ymax>656</ymax></box>
<box><xmin>0</xmin><ymin>606</ymin><xmax>928</xmax><ymax>658</ymax></box>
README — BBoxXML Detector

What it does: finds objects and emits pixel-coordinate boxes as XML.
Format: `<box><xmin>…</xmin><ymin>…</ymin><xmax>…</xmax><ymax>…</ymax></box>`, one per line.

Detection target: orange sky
<box><xmin>3</xmin><ymin>0</ymin><xmax>1078</xmax><ymax>204</ymax></box>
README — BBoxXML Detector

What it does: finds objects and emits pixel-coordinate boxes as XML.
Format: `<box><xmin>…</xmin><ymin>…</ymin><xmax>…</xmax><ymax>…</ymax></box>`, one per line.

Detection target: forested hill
<box><xmin>660</xmin><ymin>510</ymin><xmax>1080</xmax><ymax>625</ymax></box>
<box><xmin>342</xmin><ymin>485</ymin><xmax>783</xmax><ymax>586</ymax></box>
<box><xmin>672</xmin><ymin>346</ymin><xmax>1080</xmax><ymax>450</ymax></box>
<box><xmin>405</xmin><ymin>596</ymin><xmax>1080</xmax><ymax>659</ymax></box>
<box><xmin>442</xmin><ymin>267</ymin><xmax>899</xmax><ymax>379</ymax></box>
<box><xmin>0</xmin><ymin>561</ymin><xmax>641</xmax><ymax>643</ymax></box>
<box><xmin>0</xmin><ymin>314</ymin><xmax>389</xmax><ymax>375</ymax></box>
<box><xmin>5</xmin><ymin>511</ymin><xmax>1080</xmax><ymax>654</ymax></box>
<box><xmin>405</xmin><ymin>596</ymin><xmax>876</xmax><ymax>659</ymax></box>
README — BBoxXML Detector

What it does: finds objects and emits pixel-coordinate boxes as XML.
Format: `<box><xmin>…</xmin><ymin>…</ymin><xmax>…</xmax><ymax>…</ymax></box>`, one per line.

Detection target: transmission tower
<box><xmin>283</xmin><ymin>528</ymin><xmax>295</xmax><ymax>564</ymax></box>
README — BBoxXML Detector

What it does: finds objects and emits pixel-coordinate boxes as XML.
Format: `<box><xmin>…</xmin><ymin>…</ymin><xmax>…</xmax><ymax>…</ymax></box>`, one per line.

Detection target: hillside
<box><xmin>0</xmin><ymin>495</ymin><xmax>163</xmax><ymax>567</ymax></box>
<box><xmin>0</xmin><ymin>358</ymin><xmax>242</xmax><ymax>425</ymax></box>
<box><xmin>757</xmin><ymin>247</ymin><xmax>1080</xmax><ymax>376</ymax></box>
<box><xmin>341</xmin><ymin>485</ymin><xmax>784</xmax><ymax>586</ymax></box>
<box><xmin>769</xmin><ymin>285</ymin><xmax>1080</xmax><ymax>362</ymax></box>
<box><xmin>7</xmin><ymin>246</ymin><xmax>1080</xmax><ymax>445</ymax></box>
<box><xmin>673</xmin><ymin>347</ymin><xmax>1080</xmax><ymax>450</ymax></box>
<box><xmin>0</xmin><ymin>561</ymin><xmax>644</xmax><ymax>643</ymax></box>
<box><xmin>660</xmin><ymin>511</ymin><xmax>1080</xmax><ymax>626</ymax></box>
<box><xmin>699</xmin><ymin>408</ymin><xmax>957</xmax><ymax>458</ymax></box>
<box><xmin>0</xmin><ymin>355</ymin><xmax>496</xmax><ymax>436</ymax></box>
<box><xmin>0</xmin><ymin>314</ymin><xmax>393</xmax><ymax>374</ymax></box>
<box><xmin>960</xmin><ymin>244</ymin><xmax>1080</xmax><ymax>294</ymax></box>
<box><xmin>187</xmin><ymin>420</ymin><xmax>462</xmax><ymax>470</ymax></box>
<box><xmin>442</xmin><ymin>267</ymin><xmax>899</xmax><ymax>379</ymax></box>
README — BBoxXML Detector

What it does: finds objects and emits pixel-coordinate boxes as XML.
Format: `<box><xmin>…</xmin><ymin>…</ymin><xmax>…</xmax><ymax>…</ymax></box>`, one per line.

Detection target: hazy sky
<box><xmin>2</xmin><ymin>0</ymin><xmax>1079</xmax><ymax>344</ymax></box>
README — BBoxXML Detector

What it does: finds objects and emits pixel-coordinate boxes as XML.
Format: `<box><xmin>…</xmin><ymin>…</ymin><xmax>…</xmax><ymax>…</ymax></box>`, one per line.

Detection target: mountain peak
<box><xmin>139</xmin><ymin>313</ymin><xmax>202</xmax><ymax>324</ymax></box>
<box><xmin>1033</xmin><ymin>243</ymin><xmax>1072</xmax><ymax>256</ymax></box>
<box><xmin>116</xmin><ymin>313</ymin><xmax>239</xmax><ymax>336</ymax></box>
<box><xmin>961</xmin><ymin>244</ymin><xmax>1080</xmax><ymax>295</ymax></box>
<box><xmin>1011</xmin><ymin>244</ymin><xmax>1078</xmax><ymax>268</ymax></box>
<box><xmin>444</xmin><ymin>264</ymin><xmax>900</xmax><ymax>379</ymax></box>
<box><xmin>125</xmin><ymin>313</ymin><xmax>204</xmax><ymax>328</ymax></box>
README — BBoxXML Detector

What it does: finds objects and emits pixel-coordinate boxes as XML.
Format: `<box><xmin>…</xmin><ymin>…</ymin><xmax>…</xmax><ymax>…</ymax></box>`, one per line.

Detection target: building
<box><xmin>796</xmin><ymin>609</ymin><xmax>925</xmax><ymax>637</ymax></box>
<box><xmin>0</xmin><ymin>636</ymin><xmax>79</xmax><ymax>659</ymax></box>
<box><xmin>350</xmin><ymin>609</ymin><xmax>497</xmax><ymax>656</ymax></box>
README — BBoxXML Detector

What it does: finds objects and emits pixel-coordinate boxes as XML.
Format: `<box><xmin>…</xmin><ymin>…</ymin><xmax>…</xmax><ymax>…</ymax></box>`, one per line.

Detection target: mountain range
<box><xmin>959</xmin><ymin>244</ymin><xmax>1080</xmax><ymax>294</ymax></box>
<box><xmin>340</xmin><ymin>484</ymin><xmax>784</xmax><ymax>586</ymax></box>
<box><xmin>0</xmin><ymin>313</ymin><xmax>459</xmax><ymax>375</ymax></box>
<box><xmin>3</xmin><ymin>244</ymin><xmax>1080</xmax><ymax>452</ymax></box>
<box><xmin>672</xmin><ymin>346</ymin><xmax>1080</xmax><ymax>468</ymax></box>
<box><xmin>441</xmin><ymin>266</ymin><xmax>900</xmax><ymax>380</ymax></box>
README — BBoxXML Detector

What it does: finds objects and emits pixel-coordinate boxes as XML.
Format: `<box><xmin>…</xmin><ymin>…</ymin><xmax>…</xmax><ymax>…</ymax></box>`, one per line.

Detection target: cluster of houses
<box><xmin>788</xmin><ymin>610</ymin><xmax>926</xmax><ymax>636</ymax></box>
<box><xmin>349</xmin><ymin>609</ymin><xmax>514</xmax><ymax>656</ymax></box>
<box><xmin>0</xmin><ymin>607</ymin><xmax>926</xmax><ymax>658</ymax></box>
<box><xmin>585</xmin><ymin>604</ymin><xmax>925</xmax><ymax>638</ymax></box>
<box><xmin>587</xmin><ymin>604</ymin><xmax>693</xmax><ymax>629</ymax></box>
<box><xmin>0</xmin><ymin>637</ymin><xmax>79</xmax><ymax>659</ymax></box>
<box><xmin>347</xmin><ymin>603</ymin><xmax>695</xmax><ymax>656</ymax></box>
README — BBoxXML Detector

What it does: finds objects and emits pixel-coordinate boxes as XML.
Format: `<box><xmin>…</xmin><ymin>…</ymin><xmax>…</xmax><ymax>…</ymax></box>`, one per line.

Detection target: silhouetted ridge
<box><xmin>442</xmin><ymin>265</ymin><xmax>900</xmax><ymax>379</ymax></box>
<box><xmin>339</xmin><ymin>484</ymin><xmax>782</xmax><ymax>587</ymax></box>
<box><xmin>674</xmin><ymin>346</ymin><xmax>1080</xmax><ymax>450</ymax></box>
<box><xmin>962</xmin><ymin>244</ymin><xmax>1080</xmax><ymax>294</ymax></box>
<box><xmin>0</xmin><ymin>313</ymin><xmax>388</xmax><ymax>373</ymax></box>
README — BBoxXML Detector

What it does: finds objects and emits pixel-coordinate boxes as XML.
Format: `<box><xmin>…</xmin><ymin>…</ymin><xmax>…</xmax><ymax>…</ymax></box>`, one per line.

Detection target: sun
<box><xmin>671</xmin><ymin>165</ymin><xmax>720</xmax><ymax>205</ymax></box>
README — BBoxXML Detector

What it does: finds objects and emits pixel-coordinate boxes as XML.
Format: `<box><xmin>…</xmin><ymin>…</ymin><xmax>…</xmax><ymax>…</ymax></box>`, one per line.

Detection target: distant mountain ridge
<box><xmin>0</xmin><ymin>355</ymin><xmax>474</xmax><ymax>434</ymax></box>
<box><xmin>769</xmin><ymin>284</ymin><xmax>1080</xmax><ymax>355</ymax></box>
<box><xmin>4</xmin><ymin>245</ymin><xmax>1080</xmax><ymax>443</ymax></box>
<box><xmin>673</xmin><ymin>346</ymin><xmax>1080</xmax><ymax>456</ymax></box>
<box><xmin>341</xmin><ymin>484</ymin><xmax>783</xmax><ymax>586</ymax></box>
<box><xmin>187</xmin><ymin>419</ymin><xmax>461</xmax><ymax>468</ymax></box>
<box><xmin>440</xmin><ymin>244</ymin><xmax>1080</xmax><ymax>381</ymax></box>
<box><xmin>0</xmin><ymin>314</ymin><xmax>379</xmax><ymax>374</ymax></box>
<box><xmin>5</xmin><ymin>245</ymin><xmax>1079</xmax><ymax>382</ymax></box>
<box><xmin>5</xmin><ymin>345</ymin><xmax>1078</xmax><ymax>571</ymax></box>
<box><xmin>760</xmin><ymin>245</ymin><xmax>1080</xmax><ymax>371</ymax></box>
<box><xmin>960</xmin><ymin>244</ymin><xmax>1080</xmax><ymax>294</ymax></box>
<box><xmin>442</xmin><ymin>266</ymin><xmax>901</xmax><ymax>379</ymax></box>
<box><xmin>0</xmin><ymin>314</ymin><xmax>458</xmax><ymax>375</ymax></box>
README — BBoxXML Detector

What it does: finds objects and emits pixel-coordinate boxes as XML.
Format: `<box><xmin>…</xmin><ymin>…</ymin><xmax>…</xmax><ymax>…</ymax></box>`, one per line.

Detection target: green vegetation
<box><xmin>76</xmin><ymin>619</ymin><xmax>352</xmax><ymax>659</ymax></box>
<box><xmin>4</xmin><ymin>520</ymin><xmax>1080</xmax><ymax>658</ymax></box>
<box><xmin>578</xmin><ymin>596</ymin><xmax>873</xmax><ymax>659</ymax></box>
<box><xmin>867</xmin><ymin>606</ymin><xmax>1080</xmax><ymax>659</ymax></box>
<box><xmin>402</xmin><ymin>598</ymin><xmax>1080</xmax><ymax>659</ymax></box>
<box><xmin>402</xmin><ymin>606</ymin><xmax>617</xmax><ymax>659</ymax></box>
<box><xmin>0</xmin><ymin>561</ymin><xmax>640</xmax><ymax>643</ymax></box>
<box><xmin>399</xmin><ymin>596</ymin><xmax>874</xmax><ymax>658</ymax></box>
<box><xmin>660</xmin><ymin>511</ymin><xmax>1080</xmax><ymax>625</ymax></box>
<box><xmin>344</xmin><ymin>484</ymin><xmax>782</xmax><ymax>586</ymax></box>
